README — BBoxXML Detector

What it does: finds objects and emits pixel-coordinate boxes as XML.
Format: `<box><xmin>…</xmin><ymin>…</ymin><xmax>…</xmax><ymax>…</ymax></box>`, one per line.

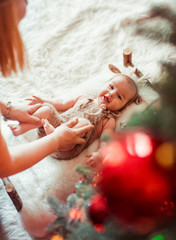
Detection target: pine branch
<box><xmin>134</xmin><ymin>5</ymin><xmax>176</xmax><ymax>45</ymax></box>
<box><xmin>47</xmin><ymin>197</ymin><xmax>68</xmax><ymax>216</ymax></box>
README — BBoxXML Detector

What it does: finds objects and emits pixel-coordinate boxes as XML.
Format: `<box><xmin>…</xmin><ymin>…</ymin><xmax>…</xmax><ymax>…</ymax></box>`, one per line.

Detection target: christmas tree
<box><xmin>47</xmin><ymin>5</ymin><xmax>176</xmax><ymax>240</ymax></box>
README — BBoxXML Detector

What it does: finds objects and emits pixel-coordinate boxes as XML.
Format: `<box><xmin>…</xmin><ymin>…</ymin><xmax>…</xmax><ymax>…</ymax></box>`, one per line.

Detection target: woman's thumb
<box><xmin>28</xmin><ymin>103</ymin><xmax>42</xmax><ymax>114</ymax></box>
<box><xmin>66</xmin><ymin>118</ymin><xmax>78</xmax><ymax>128</ymax></box>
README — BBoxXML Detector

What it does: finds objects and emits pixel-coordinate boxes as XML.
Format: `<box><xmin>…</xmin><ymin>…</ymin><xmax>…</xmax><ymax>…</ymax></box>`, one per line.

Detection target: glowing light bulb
<box><xmin>127</xmin><ymin>132</ymin><xmax>153</xmax><ymax>158</ymax></box>
<box><xmin>155</xmin><ymin>142</ymin><xmax>175</xmax><ymax>169</ymax></box>
<box><xmin>103</xmin><ymin>142</ymin><xmax>126</xmax><ymax>167</ymax></box>
<box><xmin>151</xmin><ymin>234</ymin><xmax>165</xmax><ymax>240</ymax></box>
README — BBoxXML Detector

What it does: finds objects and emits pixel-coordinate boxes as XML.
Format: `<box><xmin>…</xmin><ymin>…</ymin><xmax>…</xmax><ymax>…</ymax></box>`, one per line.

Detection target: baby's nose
<box><xmin>109</xmin><ymin>91</ymin><xmax>115</xmax><ymax>97</ymax></box>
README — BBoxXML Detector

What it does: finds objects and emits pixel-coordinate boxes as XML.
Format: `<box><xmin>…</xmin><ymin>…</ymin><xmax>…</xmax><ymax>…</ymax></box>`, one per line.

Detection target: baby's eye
<box><xmin>118</xmin><ymin>95</ymin><xmax>121</xmax><ymax>100</ymax></box>
<box><xmin>109</xmin><ymin>85</ymin><xmax>114</xmax><ymax>89</ymax></box>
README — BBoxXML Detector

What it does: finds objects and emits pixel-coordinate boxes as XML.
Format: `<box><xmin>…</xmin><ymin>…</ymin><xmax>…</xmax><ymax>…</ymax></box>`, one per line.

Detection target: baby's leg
<box><xmin>38</xmin><ymin>103</ymin><xmax>62</xmax><ymax>138</ymax></box>
<box><xmin>9</xmin><ymin>106</ymin><xmax>51</xmax><ymax>136</ymax></box>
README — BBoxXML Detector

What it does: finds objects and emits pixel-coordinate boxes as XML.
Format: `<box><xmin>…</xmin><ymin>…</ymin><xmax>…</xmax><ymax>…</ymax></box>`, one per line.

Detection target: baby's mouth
<box><xmin>104</xmin><ymin>95</ymin><xmax>110</xmax><ymax>103</ymax></box>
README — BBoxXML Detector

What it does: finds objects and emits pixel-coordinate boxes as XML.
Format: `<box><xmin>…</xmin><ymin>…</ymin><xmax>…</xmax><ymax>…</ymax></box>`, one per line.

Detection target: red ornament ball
<box><xmin>88</xmin><ymin>194</ymin><xmax>110</xmax><ymax>225</ymax></box>
<box><xmin>100</xmin><ymin>130</ymin><xmax>176</xmax><ymax>235</ymax></box>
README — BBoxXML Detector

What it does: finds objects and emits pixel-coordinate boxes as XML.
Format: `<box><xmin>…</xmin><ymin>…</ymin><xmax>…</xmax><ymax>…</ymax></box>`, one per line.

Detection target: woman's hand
<box><xmin>25</xmin><ymin>95</ymin><xmax>44</xmax><ymax>105</ymax></box>
<box><xmin>53</xmin><ymin>118</ymin><xmax>94</xmax><ymax>151</ymax></box>
<box><xmin>8</xmin><ymin>103</ymin><xmax>42</xmax><ymax>124</ymax></box>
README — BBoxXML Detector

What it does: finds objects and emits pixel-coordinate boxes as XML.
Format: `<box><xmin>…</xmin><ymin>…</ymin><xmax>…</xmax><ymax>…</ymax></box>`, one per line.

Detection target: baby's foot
<box><xmin>8</xmin><ymin>124</ymin><xmax>24</xmax><ymax>136</ymax></box>
<box><xmin>41</xmin><ymin>119</ymin><xmax>54</xmax><ymax>135</ymax></box>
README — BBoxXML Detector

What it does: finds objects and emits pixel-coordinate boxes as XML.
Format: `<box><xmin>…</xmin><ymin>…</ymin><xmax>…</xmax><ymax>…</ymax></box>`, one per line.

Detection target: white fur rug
<box><xmin>1</xmin><ymin>0</ymin><xmax>176</xmax><ymax>239</ymax></box>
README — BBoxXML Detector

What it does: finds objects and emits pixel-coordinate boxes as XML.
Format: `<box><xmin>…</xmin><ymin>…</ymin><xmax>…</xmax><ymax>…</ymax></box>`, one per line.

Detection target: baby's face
<box><xmin>97</xmin><ymin>75</ymin><xmax>137</xmax><ymax>111</ymax></box>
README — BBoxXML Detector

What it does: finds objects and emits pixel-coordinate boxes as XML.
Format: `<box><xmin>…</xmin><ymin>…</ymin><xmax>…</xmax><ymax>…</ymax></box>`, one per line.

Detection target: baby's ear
<box><xmin>134</xmin><ymin>95</ymin><xmax>142</xmax><ymax>105</ymax></box>
<box><xmin>109</xmin><ymin>64</ymin><xmax>121</xmax><ymax>74</ymax></box>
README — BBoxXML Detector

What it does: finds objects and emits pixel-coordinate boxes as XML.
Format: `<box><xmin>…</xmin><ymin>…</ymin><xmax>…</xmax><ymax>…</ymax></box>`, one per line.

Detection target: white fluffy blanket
<box><xmin>1</xmin><ymin>0</ymin><xmax>176</xmax><ymax>239</ymax></box>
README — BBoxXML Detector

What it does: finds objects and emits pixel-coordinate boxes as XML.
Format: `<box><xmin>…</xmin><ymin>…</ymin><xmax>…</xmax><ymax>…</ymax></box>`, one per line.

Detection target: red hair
<box><xmin>0</xmin><ymin>0</ymin><xmax>25</xmax><ymax>77</ymax></box>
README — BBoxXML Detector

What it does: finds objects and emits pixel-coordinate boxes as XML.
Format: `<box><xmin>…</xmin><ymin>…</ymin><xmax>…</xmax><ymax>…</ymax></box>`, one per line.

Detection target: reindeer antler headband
<box><xmin>109</xmin><ymin>48</ymin><xmax>143</xmax><ymax>78</ymax></box>
<box><xmin>108</xmin><ymin>49</ymin><xmax>144</xmax><ymax>108</ymax></box>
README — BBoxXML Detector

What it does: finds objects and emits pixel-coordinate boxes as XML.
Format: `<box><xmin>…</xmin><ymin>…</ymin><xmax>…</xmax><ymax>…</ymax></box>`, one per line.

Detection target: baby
<box><xmin>9</xmin><ymin>70</ymin><xmax>141</xmax><ymax>165</ymax></box>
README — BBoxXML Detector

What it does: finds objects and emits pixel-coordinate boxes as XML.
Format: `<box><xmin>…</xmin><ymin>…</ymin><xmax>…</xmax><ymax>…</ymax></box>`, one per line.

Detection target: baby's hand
<box><xmin>25</xmin><ymin>96</ymin><xmax>44</xmax><ymax>105</ymax></box>
<box><xmin>85</xmin><ymin>152</ymin><xmax>101</xmax><ymax>168</ymax></box>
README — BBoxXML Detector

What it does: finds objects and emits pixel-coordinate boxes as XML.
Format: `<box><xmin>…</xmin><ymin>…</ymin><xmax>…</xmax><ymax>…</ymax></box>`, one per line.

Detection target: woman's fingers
<box><xmin>53</xmin><ymin>119</ymin><xmax>94</xmax><ymax>151</ymax></box>
<box><xmin>25</xmin><ymin>99</ymin><xmax>37</xmax><ymax>105</ymax></box>
<box><xmin>25</xmin><ymin>98</ymin><xmax>32</xmax><ymax>101</ymax></box>
<box><xmin>75</xmin><ymin>124</ymin><xmax>94</xmax><ymax>135</ymax></box>
<box><xmin>76</xmin><ymin>137</ymin><xmax>86</xmax><ymax>145</ymax></box>
<box><xmin>25</xmin><ymin>96</ymin><xmax>42</xmax><ymax>105</ymax></box>
<box><xmin>27</xmin><ymin>103</ymin><xmax>42</xmax><ymax>114</ymax></box>
<box><xmin>66</xmin><ymin>118</ymin><xmax>79</xmax><ymax>128</ymax></box>
<box><xmin>25</xmin><ymin>98</ymin><xmax>34</xmax><ymax>105</ymax></box>
<box><xmin>32</xmin><ymin>96</ymin><xmax>41</xmax><ymax>102</ymax></box>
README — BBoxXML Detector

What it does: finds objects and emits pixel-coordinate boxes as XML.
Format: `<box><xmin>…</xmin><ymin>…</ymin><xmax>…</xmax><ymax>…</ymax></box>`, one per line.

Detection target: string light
<box><xmin>151</xmin><ymin>234</ymin><xmax>165</xmax><ymax>240</ymax></box>
<box><xmin>126</xmin><ymin>132</ymin><xmax>153</xmax><ymax>158</ymax></box>
<box><xmin>50</xmin><ymin>235</ymin><xmax>64</xmax><ymax>240</ymax></box>
<box><xmin>102</xmin><ymin>141</ymin><xmax>126</xmax><ymax>167</ymax></box>
<box><xmin>155</xmin><ymin>142</ymin><xmax>175</xmax><ymax>169</ymax></box>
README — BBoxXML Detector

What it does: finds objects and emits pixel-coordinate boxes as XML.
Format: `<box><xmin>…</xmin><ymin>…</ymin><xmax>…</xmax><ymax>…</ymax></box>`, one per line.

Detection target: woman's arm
<box><xmin>0</xmin><ymin>118</ymin><xmax>93</xmax><ymax>178</ymax></box>
<box><xmin>0</xmin><ymin>101</ymin><xmax>42</xmax><ymax>124</ymax></box>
